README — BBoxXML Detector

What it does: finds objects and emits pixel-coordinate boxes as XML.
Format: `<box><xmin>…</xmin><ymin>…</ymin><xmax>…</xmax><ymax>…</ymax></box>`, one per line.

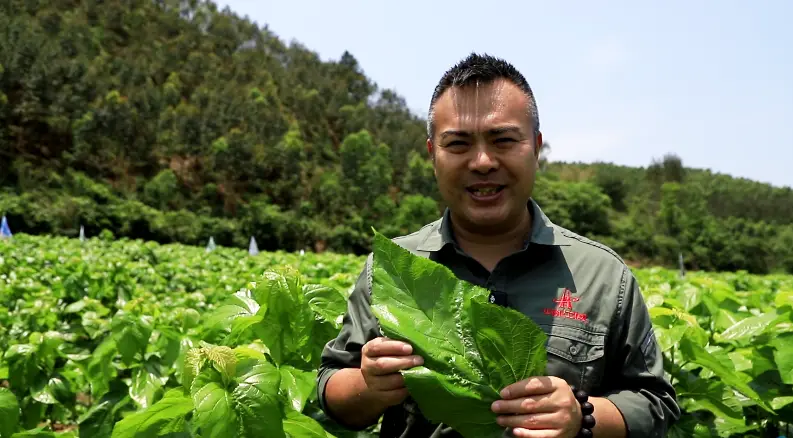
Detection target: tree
<box><xmin>538</xmin><ymin>141</ymin><xmax>551</xmax><ymax>171</ymax></box>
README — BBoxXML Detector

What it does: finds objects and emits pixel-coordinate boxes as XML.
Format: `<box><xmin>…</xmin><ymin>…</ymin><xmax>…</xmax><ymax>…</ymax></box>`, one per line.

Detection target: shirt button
<box><xmin>569</xmin><ymin>345</ymin><xmax>579</xmax><ymax>355</ymax></box>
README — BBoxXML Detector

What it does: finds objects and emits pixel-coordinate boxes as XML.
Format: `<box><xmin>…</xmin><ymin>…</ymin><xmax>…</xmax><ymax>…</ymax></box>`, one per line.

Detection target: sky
<box><xmin>216</xmin><ymin>0</ymin><xmax>793</xmax><ymax>189</ymax></box>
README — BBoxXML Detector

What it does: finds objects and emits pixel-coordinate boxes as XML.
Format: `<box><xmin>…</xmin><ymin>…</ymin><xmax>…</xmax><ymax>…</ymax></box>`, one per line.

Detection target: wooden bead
<box><xmin>576</xmin><ymin>429</ymin><xmax>593</xmax><ymax>438</ymax></box>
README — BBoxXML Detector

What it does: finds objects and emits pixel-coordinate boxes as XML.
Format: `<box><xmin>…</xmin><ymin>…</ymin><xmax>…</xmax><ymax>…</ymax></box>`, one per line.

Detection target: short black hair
<box><xmin>426</xmin><ymin>52</ymin><xmax>540</xmax><ymax>140</ymax></box>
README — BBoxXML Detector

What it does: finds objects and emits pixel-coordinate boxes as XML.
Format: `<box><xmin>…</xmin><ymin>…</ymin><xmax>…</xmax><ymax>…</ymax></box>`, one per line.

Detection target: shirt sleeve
<box><xmin>316</xmin><ymin>253</ymin><xmax>382</xmax><ymax>419</ymax></box>
<box><xmin>602</xmin><ymin>267</ymin><xmax>681</xmax><ymax>438</ymax></box>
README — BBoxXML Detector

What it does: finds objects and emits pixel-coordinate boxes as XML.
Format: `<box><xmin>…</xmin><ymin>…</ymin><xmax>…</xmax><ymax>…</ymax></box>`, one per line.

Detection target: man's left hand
<box><xmin>491</xmin><ymin>376</ymin><xmax>581</xmax><ymax>438</ymax></box>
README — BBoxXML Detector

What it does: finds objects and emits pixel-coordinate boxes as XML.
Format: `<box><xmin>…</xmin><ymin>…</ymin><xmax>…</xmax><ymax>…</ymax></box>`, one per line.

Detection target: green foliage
<box><xmin>1</xmin><ymin>0</ymin><xmax>792</xmax><ymax>274</ymax></box>
<box><xmin>533</xmin><ymin>174</ymin><xmax>612</xmax><ymax>237</ymax></box>
<box><xmin>144</xmin><ymin>170</ymin><xmax>180</xmax><ymax>211</ymax></box>
<box><xmin>637</xmin><ymin>268</ymin><xmax>793</xmax><ymax>436</ymax></box>
<box><xmin>340</xmin><ymin>130</ymin><xmax>392</xmax><ymax>207</ymax></box>
<box><xmin>0</xmin><ymin>0</ymin><xmax>429</xmax><ymax>254</ymax></box>
<box><xmin>0</xmin><ymin>388</ymin><xmax>20</xmax><ymax>438</ymax></box>
<box><xmin>1</xmin><ymin>234</ymin><xmax>793</xmax><ymax>436</ymax></box>
<box><xmin>546</xmin><ymin>159</ymin><xmax>793</xmax><ymax>274</ymax></box>
<box><xmin>370</xmin><ymin>233</ymin><xmax>548</xmax><ymax>437</ymax></box>
<box><xmin>0</xmin><ymin>233</ymin><xmax>367</xmax><ymax>437</ymax></box>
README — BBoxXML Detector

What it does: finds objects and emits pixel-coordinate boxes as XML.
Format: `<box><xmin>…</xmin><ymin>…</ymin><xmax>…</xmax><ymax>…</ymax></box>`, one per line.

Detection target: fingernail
<box><xmin>491</xmin><ymin>401</ymin><xmax>501</xmax><ymax>410</ymax></box>
<box><xmin>402</xmin><ymin>344</ymin><xmax>412</xmax><ymax>353</ymax></box>
<box><xmin>414</xmin><ymin>357</ymin><xmax>423</xmax><ymax>365</ymax></box>
<box><xmin>500</xmin><ymin>388</ymin><xmax>510</xmax><ymax>398</ymax></box>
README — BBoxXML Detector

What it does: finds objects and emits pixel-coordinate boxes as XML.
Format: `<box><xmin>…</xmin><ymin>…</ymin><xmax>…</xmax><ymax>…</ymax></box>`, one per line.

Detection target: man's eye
<box><xmin>446</xmin><ymin>141</ymin><xmax>467</xmax><ymax>147</ymax></box>
<box><xmin>495</xmin><ymin>138</ymin><xmax>516</xmax><ymax>144</ymax></box>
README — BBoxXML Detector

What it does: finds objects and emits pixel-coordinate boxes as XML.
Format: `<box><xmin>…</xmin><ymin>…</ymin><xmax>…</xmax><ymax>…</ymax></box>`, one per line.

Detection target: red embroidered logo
<box><xmin>543</xmin><ymin>288</ymin><xmax>588</xmax><ymax>322</ymax></box>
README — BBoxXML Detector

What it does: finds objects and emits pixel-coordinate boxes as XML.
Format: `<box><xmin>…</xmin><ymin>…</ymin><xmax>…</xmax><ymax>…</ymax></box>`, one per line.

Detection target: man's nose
<box><xmin>469</xmin><ymin>145</ymin><xmax>499</xmax><ymax>173</ymax></box>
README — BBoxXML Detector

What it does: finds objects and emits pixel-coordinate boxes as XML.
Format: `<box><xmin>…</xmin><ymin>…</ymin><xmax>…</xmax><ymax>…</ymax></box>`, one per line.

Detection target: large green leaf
<box><xmin>677</xmin><ymin>378</ymin><xmax>744</xmax><ymax>425</ymax></box>
<box><xmin>111</xmin><ymin>312</ymin><xmax>153</xmax><ymax>367</ymax></box>
<box><xmin>771</xmin><ymin>396</ymin><xmax>793</xmax><ymax>410</ymax></box>
<box><xmin>0</xmin><ymin>388</ymin><xmax>20</xmax><ymax>438</ymax></box>
<box><xmin>771</xmin><ymin>332</ymin><xmax>793</xmax><ymax>385</ymax></box>
<box><xmin>9</xmin><ymin>427</ymin><xmax>63</xmax><ymax>438</ymax></box>
<box><xmin>303</xmin><ymin>284</ymin><xmax>346</xmax><ymax>329</ymax></box>
<box><xmin>283</xmin><ymin>410</ymin><xmax>335</xmax><ymax>438</ymax></box>
<box><xmin>712</xmin><ymin>416</ymin><xmax>759</xmax><ymax>437</ymax></box>
<box><xmin>369</xmin><ymin>232</ymin><xmax>548</xmax><ymax>437</ymax></box>
<box><xmin>30</xmin><ymin>374</ymin><xmax>71</xmax><ymax>406</ymax></box>
<box><xmin>680</xmin><ymin>284</ymin><xmax>704</xmax><ymax>312</ymax></box>
<box><xmin>650</xmin><ymin>307</ymin><xmax>709</xmax><ymax>350</ymax></box>
<box><xmin>279</xmin><ymin>365</ymin><xmax>316</xmax><ymax>412</ymax></box>
<box><xmin>714</xmin><ymin>311</ymin><xmax>778</xmax><ymax>344</ymax></box>
<box><xmin>204</xmin><ymin>289</ymin><xmax>263</xmax><ymax>344</ymax></box>
<box><xmin>85</xmin><ymin>338</ymin><xmax>119</xmax><ymax>399</ymax></box>
<box><xmin>253</xmin><ymin>269</ymin><xmax>316</xmax><ymax>367</ymax></box>
<box><xmin>129</xmin><ymin>358</ymin><xmax>168</xmax><ymax>409</ymax></box>
<box><xmin>77</xmin><ymin>381</ymin><xmax>132</xmax><ymax>438</ymax></box>
<box><xmin>667</xmin><ymin>414</ymin><xmax>719</xmax><ymax>438</ymax></box>
<box><xmin>191</xmin><ymin>368</ymin><xmax>239</xmax><ymax>438</ymax></box>
<box><xmin>232</xmin><ymin>356</ymin><xmax>286</xmax><ymax>438</ymax></box>
<box><xmin>678</xmin><ymin>337</ymin><xmax>772</xmax><ymax>412</ymax></box>
<box><xmin>183</xmin><ymin>347</ymin><xmax>287</xmax><ymax>438</ymax></box>
<box><xmin>3</xmin><ymin>344</ymin><xmax>39</xmax><ymax>390</ymax></box>
<box><xmin>111</xmin><ymin>388</ymin><xmax>193</xmax><ymax>438</ymax></box>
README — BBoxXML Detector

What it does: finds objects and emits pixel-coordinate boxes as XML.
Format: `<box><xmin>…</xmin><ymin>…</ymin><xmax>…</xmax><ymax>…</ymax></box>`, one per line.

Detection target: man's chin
<box><xmin>452</xmin><ymin>200</ymin><xmax>530</xmax><ymax>231</ymax></box>
<box><xmin>459</xmin><ymin>209</ymin><xmax>511</xmax><ymax>230</ymax></box>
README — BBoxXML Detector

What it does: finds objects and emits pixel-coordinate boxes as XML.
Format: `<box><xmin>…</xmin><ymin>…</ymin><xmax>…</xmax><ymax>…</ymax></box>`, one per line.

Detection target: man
<box><xmin>316</xmin><ymin>53</ymin><xmax>679</xmax><ymax>438</ymax></box>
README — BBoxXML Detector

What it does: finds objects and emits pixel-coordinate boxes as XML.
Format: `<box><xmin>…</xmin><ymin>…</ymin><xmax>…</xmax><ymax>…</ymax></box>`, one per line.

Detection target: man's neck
<box><xmin>450</xmin><ymin>209</ymin><xmax>533</xmax><ymax>271</ymax></box>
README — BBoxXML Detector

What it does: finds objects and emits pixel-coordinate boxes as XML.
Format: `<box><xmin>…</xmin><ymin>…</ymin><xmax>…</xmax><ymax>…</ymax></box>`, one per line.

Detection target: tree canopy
<box><xmin>1</xmin><ymin>0</ymin><xmax>791</xmax><ymax>274</ymax></box>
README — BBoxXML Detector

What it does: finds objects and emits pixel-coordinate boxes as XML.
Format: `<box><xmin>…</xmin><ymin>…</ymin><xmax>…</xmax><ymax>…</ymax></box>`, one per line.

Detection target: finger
<box><xmin>510</xmin><ymin>427</ymin><xmax>564</xmax><ymax>438</ymax></box>
<box><xmin>364</xmin><ymin>355</ymin><xmax>423</xmax><ymax>376</ymax></box>
<box><xmin>363</xmin><ymin>338</ymin><xmax>414</xmax><ymax>358</ymax></box>
<box><xmin>491</xmin><ymin>396</ymin><xmax>557</xmax><ymax>415</ymax></box>
<box><xmin>500</xmin><ymin>376</ymin><xmax>558</xmax><ymax>399</ymax></box>
<box><xmin>496</xmin><ymin>412</ymin><xmax>559</xmax><ymax>430</ymax></box>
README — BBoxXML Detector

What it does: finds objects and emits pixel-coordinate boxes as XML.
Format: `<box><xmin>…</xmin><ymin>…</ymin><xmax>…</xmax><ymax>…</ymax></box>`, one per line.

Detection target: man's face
<box><xmin>427</xmin><ymin>78</ymin><xmax>541</xmax><ymax>233</ymax></box>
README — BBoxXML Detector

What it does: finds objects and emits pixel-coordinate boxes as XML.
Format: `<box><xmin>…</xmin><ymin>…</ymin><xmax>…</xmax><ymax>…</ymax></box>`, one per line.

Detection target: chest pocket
<box><xmin>541</xmin><ymin>324</ymin><xmax>606</xmax><ymax>394</ymax></box>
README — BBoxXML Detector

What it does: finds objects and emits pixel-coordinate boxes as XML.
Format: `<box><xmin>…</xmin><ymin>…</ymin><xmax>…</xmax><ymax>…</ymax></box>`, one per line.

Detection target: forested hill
<box><xmin>1</xmin><ymin>0</ymin><xmax>791</xmax><ymax>274</ymax></box>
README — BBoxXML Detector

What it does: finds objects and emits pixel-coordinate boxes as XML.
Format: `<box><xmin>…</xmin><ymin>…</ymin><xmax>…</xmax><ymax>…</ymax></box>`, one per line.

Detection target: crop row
<box><xmin>0</xmin><ymin>234</ymin><xmax>792</xmax><ymax>437</ymax></box>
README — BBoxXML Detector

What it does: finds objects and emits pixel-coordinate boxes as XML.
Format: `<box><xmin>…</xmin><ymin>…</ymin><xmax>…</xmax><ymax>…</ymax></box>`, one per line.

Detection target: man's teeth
<box><xmin>473</xmin><ymin>187</ymin><xmax>499</xmax><ymax>195</ymax></box>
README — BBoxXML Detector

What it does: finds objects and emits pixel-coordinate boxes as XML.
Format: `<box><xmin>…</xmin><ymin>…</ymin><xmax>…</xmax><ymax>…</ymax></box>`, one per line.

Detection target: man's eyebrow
<box><xmin>440</xmin><ymin>126</ymin><xmax>523</xmax><ymax>139</ymax></box>
<box><xmin>440</xmin><ymin>130</ymin><xmax>472</xmax><ymax>139</ymax></box>
<box><xmin>489</xmin><ymin>125</ymin><xmax>522</xmax><ymax>135</ymax></box>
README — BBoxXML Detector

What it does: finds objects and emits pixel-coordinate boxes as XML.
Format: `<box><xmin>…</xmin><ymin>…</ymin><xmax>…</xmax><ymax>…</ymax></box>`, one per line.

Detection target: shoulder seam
<box><xmin>618</xmin><ymin>264</ymin><xmax>629</xmax><ymax>320</ymax></box>
<box><xmin>559</xmin><ymin>228</ymin><xmax>627</xmax><ymax>266</ymax></box>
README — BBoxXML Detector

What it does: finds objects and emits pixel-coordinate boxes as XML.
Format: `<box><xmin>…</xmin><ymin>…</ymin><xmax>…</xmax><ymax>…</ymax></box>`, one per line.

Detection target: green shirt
<box><xmin>317</xmin><ymin>200</ymin><xmax>680</xmax><ymax>437</ymax></box>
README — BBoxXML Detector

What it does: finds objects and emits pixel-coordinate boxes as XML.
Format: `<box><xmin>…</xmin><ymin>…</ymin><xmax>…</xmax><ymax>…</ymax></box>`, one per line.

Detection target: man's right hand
<box><xmin>323</xmin><ymin>337</ymin><xmax>424</xmax><ymax>429</ymax></box>
<box><xmin>361</xmin><ymin>337</ymin><xmax>424</xmax><ymax>407</ymax></box>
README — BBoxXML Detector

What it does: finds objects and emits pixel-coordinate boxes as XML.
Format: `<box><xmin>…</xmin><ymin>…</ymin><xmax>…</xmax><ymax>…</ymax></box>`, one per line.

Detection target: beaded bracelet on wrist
<box><xmin>570</xmin><ymin>386</ymin><xmax>596</xmax><ymax>438</ymax></box>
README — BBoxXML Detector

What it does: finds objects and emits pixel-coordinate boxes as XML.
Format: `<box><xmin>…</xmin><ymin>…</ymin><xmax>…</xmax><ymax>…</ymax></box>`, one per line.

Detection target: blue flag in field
<box><xmin>0</xmin><ymin>216</ymin><xmax>11</xmax><ymax>238</ymax></box>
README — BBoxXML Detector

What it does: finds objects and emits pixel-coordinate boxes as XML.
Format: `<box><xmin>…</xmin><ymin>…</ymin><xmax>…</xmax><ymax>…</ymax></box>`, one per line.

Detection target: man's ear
<box><xmin>426</xmin><ymin>138</ymin><xmax>434</xmax><ymax>161</ymax></box>
<box><xmin>426</xmin><ymin>138</ymin><xmax>437</xmax><ymax>177</ymax></box>
<box><xmin>534</xmin><ymin>131</ymin><xmax>543</xmax><ymax>159</ymax></box>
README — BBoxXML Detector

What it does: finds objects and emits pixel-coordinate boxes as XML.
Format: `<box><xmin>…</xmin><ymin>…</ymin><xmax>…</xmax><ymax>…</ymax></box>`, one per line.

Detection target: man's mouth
<box><xmin>466</xmin><ymin>185</ymin><xmax>506</xmax><ymax>196</ymax></box>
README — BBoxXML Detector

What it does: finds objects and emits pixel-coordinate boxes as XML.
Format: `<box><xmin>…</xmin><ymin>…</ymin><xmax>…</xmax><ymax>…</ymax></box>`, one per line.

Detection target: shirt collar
<box><xmin>415</xmin><ymin>199</ymin><xmax>571</xmax><ymax>252</ymax></box>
